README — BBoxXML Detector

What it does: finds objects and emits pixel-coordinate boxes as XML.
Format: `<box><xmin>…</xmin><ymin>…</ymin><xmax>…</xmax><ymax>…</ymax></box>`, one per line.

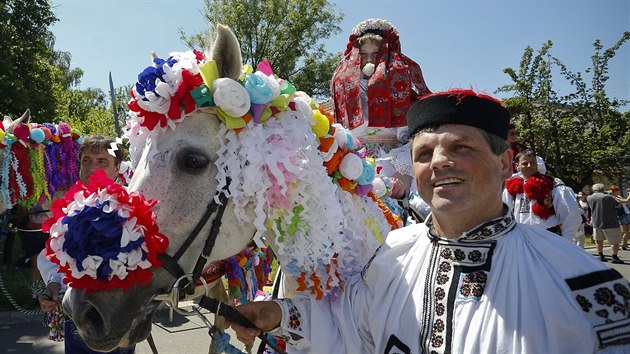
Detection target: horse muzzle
<box><xmin>63</xmin><ymin>287</ymin><xmax>156</xmax><ymax>351</ymax></box>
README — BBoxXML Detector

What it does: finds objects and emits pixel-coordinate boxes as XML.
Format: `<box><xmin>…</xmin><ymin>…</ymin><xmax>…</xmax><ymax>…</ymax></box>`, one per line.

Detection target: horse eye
<box><xmin>177</xmin><ymin>150</ymin><xmax>209</xmax><ymax>174</ymax></box>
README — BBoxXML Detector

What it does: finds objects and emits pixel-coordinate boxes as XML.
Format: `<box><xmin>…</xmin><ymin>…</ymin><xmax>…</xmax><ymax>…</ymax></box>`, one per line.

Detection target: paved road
<box><xmin>0</xmin><ymin>305</ymin><xmax>258</xmax><ymax>354</ymax></box>
<box><xmin>1</xmin><ymin>245</ymin><xmax>628</xmax><ymax>354</ymax></box>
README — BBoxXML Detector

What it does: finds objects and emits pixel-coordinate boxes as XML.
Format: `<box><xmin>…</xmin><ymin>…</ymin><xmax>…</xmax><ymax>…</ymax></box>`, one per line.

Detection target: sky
<box><xmin>50</xmin><ymin>0</ymin><xmax>629</xmax><ymax>109</ymax></box>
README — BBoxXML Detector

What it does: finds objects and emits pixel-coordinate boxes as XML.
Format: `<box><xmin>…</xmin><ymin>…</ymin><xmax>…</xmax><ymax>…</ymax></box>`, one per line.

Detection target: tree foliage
<box><xmin>181</xmin><ymin>0</ymin><xmax>344</xmax><ymax>99</ymax></box>
<box><xmin>498</xmin><ymin>32</ymin><xmax>630</xmax><ymax>191</ymax></box>
<box><xmin>58</xmin><ymin>88</ymin><xmax>116</xmax><ymax>137</ymax></box>
<box><xmin>0</xmin><ymin>0</ymin><xmax>59</xmax><ymax>119</ymax></box>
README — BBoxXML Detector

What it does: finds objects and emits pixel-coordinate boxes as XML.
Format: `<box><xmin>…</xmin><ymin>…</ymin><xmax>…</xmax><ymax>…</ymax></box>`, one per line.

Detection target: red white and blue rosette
<box><xmin>42</xmin><ymin>170</ymin><xmax>169</xmax><ymax>292</ymax></box>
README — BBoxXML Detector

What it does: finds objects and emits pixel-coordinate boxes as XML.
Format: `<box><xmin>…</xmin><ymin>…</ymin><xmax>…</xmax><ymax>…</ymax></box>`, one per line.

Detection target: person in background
<box><xmin>576</xmin><ymin>191</ymin><xmax>592</xmax><ymax>244</ymax></box>
<box><xmin>610</xmin><ymin>185</ymin><xmax>630</xmax><ymax>250</ymax></box>
<box><xmin>37</xmin><ymin>135</ymin><xmax>134</xmax><ymax>354</ymax></box>
<box><xmin>503</xmin><ymin>150</ymin><xmax>582</xmax><ymax>242</ymax></box>
<box><xmin>588</xmin><ymin>183</ymin><xmax>624</xmax><ymax>263</ymax></box>
<box><xmin>227</xmin><ymin>90</ymin><xmax>630</xmax><ymax>353</ymax></box>
<box><xmin>330</xmin><ymin>18</ymin><xmax>431</xmax><ymax>203</ymax></box>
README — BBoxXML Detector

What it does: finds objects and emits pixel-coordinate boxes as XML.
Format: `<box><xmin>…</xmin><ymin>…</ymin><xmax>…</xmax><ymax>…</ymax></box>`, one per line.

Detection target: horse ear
<box><xmin>4</xmin><ymin>109</ymin><xmax>30</xmax><ymax>133</ymax></box>
<box><xmin>17</xmin><ymin>109</ymin><xmax>30</xmax><ymax>124</ymax></box>
<box><xmin>210</xmin><ymin>24</ymin><xmax>243</xmax><ymax>81</ymax></box>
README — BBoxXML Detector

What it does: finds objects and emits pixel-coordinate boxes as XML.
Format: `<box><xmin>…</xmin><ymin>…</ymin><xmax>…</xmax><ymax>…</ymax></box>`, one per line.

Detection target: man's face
<box><xmin>79</xmin><ymin>148</ymin><xmax>119</xmax><ymax>184</ymax></box>
<box><xmin>507</xmin><ymin>128</ymin><xmax>518</xmax><ymax>144</ymax></box>
<box><xmin>517</xmin><ymin>155</ymin><xmax>538</xmax><ymax>178</ymax></box>
<box><xmin>412</xmin><ymin>124</ymin><xmax>512</xmax><ymax>219</ymax></box>
<box><xmin>360</xmin><ymin>39</ymin><xmax>380</xmax><ymax>71</ymax></box>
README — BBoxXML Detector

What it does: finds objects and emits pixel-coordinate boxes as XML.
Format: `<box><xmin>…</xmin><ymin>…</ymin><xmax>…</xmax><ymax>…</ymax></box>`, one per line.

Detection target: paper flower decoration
<box><xmin>42</xmin><ymin>170</ymin><xmax>168</xmax><ymax>292</ymax></box>
<box><xmin>212</xmin><ymin>78</ymin><xmax>251</xmax><ymax>117</ymax></box>
<box><xmin>122</xmin><ymin>51</ymin><xmax>400</xmax><ymax>300</ymax></box>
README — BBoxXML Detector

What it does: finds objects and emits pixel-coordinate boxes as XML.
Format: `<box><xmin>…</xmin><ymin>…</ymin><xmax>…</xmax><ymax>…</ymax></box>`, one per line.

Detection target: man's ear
<box><xmin>500</xmin><ymin>149</ymin><xmax>513</xmax><ymax>180</ymax></box>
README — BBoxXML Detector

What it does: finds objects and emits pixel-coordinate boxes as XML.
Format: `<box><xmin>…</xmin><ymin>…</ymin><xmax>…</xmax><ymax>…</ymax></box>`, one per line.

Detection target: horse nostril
<box><xmin>80</xmin><ymin>304</ymin><xmax>108</xmax><ymax>338</ymax></box>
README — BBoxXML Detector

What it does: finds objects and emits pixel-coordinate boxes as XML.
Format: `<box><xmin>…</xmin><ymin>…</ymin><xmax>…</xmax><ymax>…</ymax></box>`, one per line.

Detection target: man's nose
<box><xmin>431</xmin><ymin>148</ymin><xmax>454</xmax><ymax>170</ymax></box>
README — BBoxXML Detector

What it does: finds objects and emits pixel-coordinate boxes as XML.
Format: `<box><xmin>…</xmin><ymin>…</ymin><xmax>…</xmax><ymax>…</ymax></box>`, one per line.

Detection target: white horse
<box><xmin>61</xmin><ymin>25</ymin><xmax>394</xmax><ymax>352</ymax></box>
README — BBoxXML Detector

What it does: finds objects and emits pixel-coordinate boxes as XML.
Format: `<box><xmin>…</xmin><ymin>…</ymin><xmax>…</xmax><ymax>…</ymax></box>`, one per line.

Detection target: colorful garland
<box><xmin>224</xmin><ymin>246</ymin><xmax>272</xmax><ymax>304</ymax></box>
<box><xmin>506</xmin><ymin>173</ymin><xmax>555</xmax><ymax>219</ymax></box>
<box><xmin>42</xmin><ymin>170</ymin><xmax>169</xmax><ymax>292</ymax></box>
<box><xmin>0</xmin><ymin>119</ymin><xmax>83</xmax><ymax>210</ymax></box>
<box><xmin>122</xmin><ymin>50</ymin><xmax>397</xmax><ymax>299</ymax></box>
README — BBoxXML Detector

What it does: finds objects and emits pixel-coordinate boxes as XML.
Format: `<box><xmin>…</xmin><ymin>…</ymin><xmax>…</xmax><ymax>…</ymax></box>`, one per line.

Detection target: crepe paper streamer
<box><xmin>199</xmin><ymin>60</ymin><xmax>220</xmax><ymax>91</ymax></box>
<box><xmin>30</xmin><ymin>128</ymin><xmax>45</xmax><ymax>143</ymax></box>
<box><xmin>280</xmin><ymin>80</ymin><xmax>296</xmax><ymax>95</ymax></box>
<box><xmin>339</xmin><ymin>153</ymin><xmax>363</xmax><ymax>180</ymax></box>
<box><xmin>190</xmin><ymin>84</ymin><xmax>214</xmax><ymax>107</ymax></box>
<box><xmin>216</xmin><ymin>107</ymin><xmax>247</xmax><ymax>129</ymax></box>
<box><xmin>256</xmin><ymin>60</ymin><xmax>274</xmax><ymax>77</ymax></box>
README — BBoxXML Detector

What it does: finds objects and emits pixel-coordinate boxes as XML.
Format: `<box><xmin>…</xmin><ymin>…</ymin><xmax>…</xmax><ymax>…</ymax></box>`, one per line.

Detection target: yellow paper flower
<box><xmin>311</xmin><ymin>110</ymin><xmax>330</xmax><ymax>137</ymax></box>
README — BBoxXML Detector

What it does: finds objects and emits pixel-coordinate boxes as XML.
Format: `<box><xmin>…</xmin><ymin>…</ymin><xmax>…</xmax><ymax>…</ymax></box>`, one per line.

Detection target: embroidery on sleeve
<box><xmin>566</xmin><ymin>269</ymin><xmax>630</xmax><ymax>348</ymax></box>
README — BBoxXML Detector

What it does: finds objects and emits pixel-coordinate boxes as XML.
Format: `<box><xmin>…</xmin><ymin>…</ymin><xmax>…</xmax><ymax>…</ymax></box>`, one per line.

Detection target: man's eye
<box><xmin>415</xmin><ymin>151</ymin><xmax>431</xmax><ymax>161</ymax></box>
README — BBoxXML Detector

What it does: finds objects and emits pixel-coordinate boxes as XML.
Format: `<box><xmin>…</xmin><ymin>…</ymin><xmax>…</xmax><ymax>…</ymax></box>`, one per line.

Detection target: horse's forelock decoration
<box><xmin>42</xmin><ymin>170</ymin><xmax>168</xmax><ymax>292</ymax></box>
<box><xmin>110</xmin><ymin>32</ymin><xmax>400</xmax><ymax>299</ymax></box>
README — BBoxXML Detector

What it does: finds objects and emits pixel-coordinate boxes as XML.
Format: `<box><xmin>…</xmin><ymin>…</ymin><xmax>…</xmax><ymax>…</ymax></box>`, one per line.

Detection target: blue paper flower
<box><xmin>62</xmin><ymin>201</ymin><xmax>146</xmax><ymax>280</ymax></box>
<box><xmin>243</xmin><ymin>73</ymin><xmax>274</xmax><ymax>104</ymax></box>
<box><xmin>356</xmin><ymin>160</ymin><xmax>375</xmax><ymax>185</ymax></box>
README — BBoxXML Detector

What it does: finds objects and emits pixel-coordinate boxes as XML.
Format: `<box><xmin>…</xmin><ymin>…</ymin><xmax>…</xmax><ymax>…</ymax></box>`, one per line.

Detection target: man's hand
<box><xmin>390</xmin><ymin>172</ymin><xmax>412</xmax><ymax>200</ymax></box>
<box><xmin>226</xmin><ymin>301</ymin><xmax>282</xmax><ymax>345</ymax></box>
<box><xmin>38</xmin><ymin>282</ymin><xmax>61</xmax><ymax>312</ymax></box>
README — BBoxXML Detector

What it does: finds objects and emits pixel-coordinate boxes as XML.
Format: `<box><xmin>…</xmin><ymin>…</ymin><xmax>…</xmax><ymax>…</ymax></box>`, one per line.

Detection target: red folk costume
<box><xmin>331</xmin><ymin>19</ymin><xmax>431</xmax><ymax>130</ymax></box>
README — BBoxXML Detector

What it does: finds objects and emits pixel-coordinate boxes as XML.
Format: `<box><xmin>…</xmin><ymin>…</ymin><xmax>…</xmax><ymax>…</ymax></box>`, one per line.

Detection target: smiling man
<box><xmin>228</xmin><ymin>90</ymin><xmax>630</xmax><ymax>353</ymax></box>
<box><xmin>503</xmin><ymin>150</ymin><xmax>582</xmax><ymax>242</ymax></box>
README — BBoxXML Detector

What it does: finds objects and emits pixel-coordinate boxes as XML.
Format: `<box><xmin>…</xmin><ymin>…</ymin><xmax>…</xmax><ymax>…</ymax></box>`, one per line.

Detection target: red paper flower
<box><xmin>505</xmin><ymin>177</ymin><xmax>524</xmax><ymax>198</ymax></box>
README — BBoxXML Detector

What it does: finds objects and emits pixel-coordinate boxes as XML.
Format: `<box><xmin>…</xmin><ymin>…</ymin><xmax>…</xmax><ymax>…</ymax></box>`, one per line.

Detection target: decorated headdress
<box><xmin>47</xmin><ymin>40</ymin><xmax>399</xmax><ymax>298</ymax></box>
<box><xmin>331</xmin><ymin>18</ymin><xmax>431</xmax><ymax>130</ymax></box>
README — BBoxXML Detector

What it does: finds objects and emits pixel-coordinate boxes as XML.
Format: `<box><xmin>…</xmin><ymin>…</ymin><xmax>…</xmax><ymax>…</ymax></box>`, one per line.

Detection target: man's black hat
<box><xmin>407</xmin><ymin>89</ymin><xmax>511</xmax><ymax>140</ymax></box>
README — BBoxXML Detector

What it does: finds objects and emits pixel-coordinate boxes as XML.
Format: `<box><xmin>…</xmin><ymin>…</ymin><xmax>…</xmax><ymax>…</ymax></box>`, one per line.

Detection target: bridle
<box><xmin>150</xmin><ymin>181</ymin><xmax>287</xmax><ymax>354</ymax></box>
<box><xmin>154</xmin><ymin>181</ymin><xmax>231</xmax><ymax>306</ymax></box>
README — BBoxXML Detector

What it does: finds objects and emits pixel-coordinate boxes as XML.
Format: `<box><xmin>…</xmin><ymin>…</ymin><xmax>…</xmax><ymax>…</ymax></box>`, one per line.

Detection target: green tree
<box><xmin>498</xmin><ymin>33</ymin><xmax>630</xmax><ymax>190</ymax></box>
<box><xmin>0</xmin><ymin>1</ymin><xmax>85</xmax><ymax>122</ymax></box>
<box><xmin>56</xmin><ymin>88</ymin><xmax>117</xmax><ymax>136</ymax></box>
<box><xmin>1</xmin><ymin>1</ymin><xmax>56</xmax><ymax>119</ymax></box>
<box><xmin>180</xmin><ymin>0</ymin><xmax>344</xmax><ymax>99</ymax></box>
<box><xmin>553</xmin><ymin>32</ymin><xmax>630</xmax><ymax>187</ymax></box>
<box><xmin>113</xmin><ymin>85</ymin><xmax>133</xmax><ymax>135</ymax></box>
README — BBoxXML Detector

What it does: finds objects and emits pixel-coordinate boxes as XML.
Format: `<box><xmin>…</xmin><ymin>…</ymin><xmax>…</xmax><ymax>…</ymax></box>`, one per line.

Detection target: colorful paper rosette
<box><xmin>42</xmin><ymin>169</ymin><xmax>169</xmax><ymax>292</ymax></box>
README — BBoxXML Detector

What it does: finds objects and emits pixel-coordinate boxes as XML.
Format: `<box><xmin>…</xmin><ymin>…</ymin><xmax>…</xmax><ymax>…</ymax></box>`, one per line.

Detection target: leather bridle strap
<box><xmin>187</xmin><ymin>192</ymin><xmax>229</xmax><ymax>291</ymax></box>
<box><xmin>158</xmin><ymin>184</ymin><xmax>230</xmax><ymax>294</ymax></box>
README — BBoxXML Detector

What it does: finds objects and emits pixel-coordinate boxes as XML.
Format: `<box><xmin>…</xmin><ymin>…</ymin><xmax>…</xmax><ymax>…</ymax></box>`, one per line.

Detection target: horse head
<box><xmin>61</xmin><ymin>25</ymin><xmax>258</xmax><ymax>351</ymax></box>
<box><xmin>59</xmin><ymin>22</ymin><xmax>394</xmax><ymax>352</ymax></box>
